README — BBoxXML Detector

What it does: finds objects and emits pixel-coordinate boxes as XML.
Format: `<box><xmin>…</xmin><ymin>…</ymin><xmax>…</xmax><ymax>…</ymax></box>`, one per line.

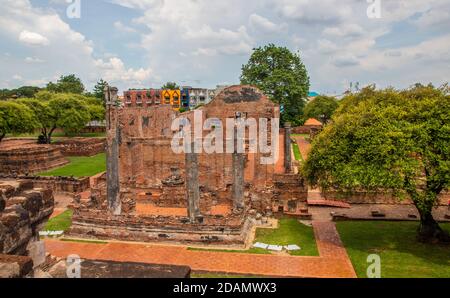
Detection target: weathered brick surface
<box><xmin>0</xmin><ymin>140</ymin><xmax>69</xmax><ymax>175</ymax></box>
<box><xmin>0</xmin><ymin>179</ymin><xmax>54</xmax><ymax>255</ymax></box>
<box><xmin>0</xmin><ymin>175</ymin><xmax>90</xmax><ymax>194</ymax></box>
<box><xmin>72</xmin><ymin>85</ymin><xmax>307</xmax><ymax>245</ymax></box>
<box><xmin>53</xmin><ymin>138</ymin><xmax>105</xmax><ymax>157</ymax></box>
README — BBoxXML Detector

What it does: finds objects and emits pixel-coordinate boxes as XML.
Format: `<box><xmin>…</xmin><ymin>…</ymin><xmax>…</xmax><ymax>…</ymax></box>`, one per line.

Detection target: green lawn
<box><xmin>189</xmin><ymin>218</ymin><xmax>318</xmax><ymax>256</ymax></box>
<box><xmin>45</xmin><ymin>210</ymin><xmax>73</xmax><ymax>232</ymax></box>
<box><xmin>292</xmin><ymin>143</ymin><xmax>304</xmax><ymax>162</ymax></box>
<box><xmin>292</xmin><ymin>134</ymin><xmax>310</xmax><ymax>138</ymax></box>
<box><xmin>38</xmin><ymin>153</ymin><xmax>106</xmax><ymax>177</ymax></box>
<box><xmin>337</xmin><ymin>221</ymin><xmax>450</xmax><ymax>278</ymax></box>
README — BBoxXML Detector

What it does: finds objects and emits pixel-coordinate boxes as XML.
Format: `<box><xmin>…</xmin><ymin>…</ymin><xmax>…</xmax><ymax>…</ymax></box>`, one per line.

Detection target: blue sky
<box><xmin>1</xmin><ymin>0</ymin><xmax>449</xmax><ymax>94</ymax></box>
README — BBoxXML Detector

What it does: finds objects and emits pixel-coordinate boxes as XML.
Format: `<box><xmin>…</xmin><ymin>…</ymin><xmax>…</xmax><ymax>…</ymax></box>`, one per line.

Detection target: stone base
<box><xmin>0</xmin><ymin>140</ymin><xmax>69</xmax><ymax>175</ymax></box>
<box><xmin>68</xmin><ymin>210</ymin><xmax>254</xmax><ymax>246</ymax></box>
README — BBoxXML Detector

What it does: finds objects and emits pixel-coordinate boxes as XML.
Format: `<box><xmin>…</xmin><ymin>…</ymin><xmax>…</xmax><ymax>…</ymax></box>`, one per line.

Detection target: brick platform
<box><xmin>45</xmin><ymin>221</ymin><xmax>356</xmax><ymax>278</ymax></box>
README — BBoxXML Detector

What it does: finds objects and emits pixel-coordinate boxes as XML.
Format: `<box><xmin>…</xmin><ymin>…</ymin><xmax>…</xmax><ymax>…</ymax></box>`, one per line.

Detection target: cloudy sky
<box><xmin>0</xmin><ymin>0</ymin><xmax>449</xmax><ymax>94</ymax></box>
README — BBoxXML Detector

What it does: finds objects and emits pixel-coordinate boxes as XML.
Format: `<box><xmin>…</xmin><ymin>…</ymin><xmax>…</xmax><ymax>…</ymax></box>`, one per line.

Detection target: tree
<box><xmin>93</xmin><ymin>79</ymin><xmax>108</xmax><ymax>102</ymax></box>
<box><xmin>18</xmin><ymin>94</ymin><xmax>92</xmax><ymax>143</ymax></box>
<box><xmin>87</xmin><ymin>104</ymin><xmax>106</xmax><ymax>122</ymax></box>
<box><xmin>303</xmin><ymin>95</ymin><xmax>339</xmax><ymax>124</ymax></box>
<box><xmin>0</xmin><ymin>101</ymin><xmax>37</xmax><ymax>142</ymax></box>
<box><xmin>240</xmin><ymin>44</ymin><xmax>310</xmax><ymax>125</ymax></box>
<box><xmin>302</xmin><ymin>85</ymin><xmax>450</xmax><ymax>243</ymax></box>
<box><xmin>161</xmin><ymin>82</ymin><xmax>180</xmax><ymax>90</ymax></box>
<box><xmin>48</xmin><ymin>94</ymin><xmax>91</xmax><ymax>136</ymax></box>
<box><xmin>46</xmin><ymin>74</ymin><xmax>85</xmax><ymax>94</ymax></box>
<box><xmin>16</xmin><ymin>98</ymin><xmax>55</xmax><ymax>144</ymax></box>
<box><xmin>0</xmin><ymin>86</ymin><xmax>41</xmax><ymax>100</ymax></box>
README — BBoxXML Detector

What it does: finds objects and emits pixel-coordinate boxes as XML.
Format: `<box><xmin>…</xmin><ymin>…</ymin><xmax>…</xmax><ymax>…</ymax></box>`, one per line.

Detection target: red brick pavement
<box><xmin>45</xmin><ymin>221</ymin><xmax>356</xmax><ymax>278</ymax></box>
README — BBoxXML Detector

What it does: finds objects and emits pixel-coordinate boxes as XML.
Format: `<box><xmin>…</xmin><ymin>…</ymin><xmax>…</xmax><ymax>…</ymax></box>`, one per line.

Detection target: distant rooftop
<box><xmin>304</xmin><ymin>118</ymin><xmax>322</xmax><ymax>126</ymax></box>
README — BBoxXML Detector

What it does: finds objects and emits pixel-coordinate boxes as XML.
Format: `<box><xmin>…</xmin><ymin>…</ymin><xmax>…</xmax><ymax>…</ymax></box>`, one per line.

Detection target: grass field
<box><xmin>189</xmin><ymin>218</ymin><xmax>318</xmax><ymax>256</ymax></box>
<box><xmin>38</xmin><ymin>153</ymin><xmax>106</xmax><ymax>177</ymax></box>
<box><xmin>337</xmin><ymin>221</ymin><xmax>450</xmax><ymax>278</ymax></box>
<box><xmin>292</xmin><ymin>143</ymin><xmax>303</xmax><ymax>162</ymax></box>
<box><xmin>44</xmin><ymin>210</ymin><xmax>73</xmax><ymax>232</ymax></box>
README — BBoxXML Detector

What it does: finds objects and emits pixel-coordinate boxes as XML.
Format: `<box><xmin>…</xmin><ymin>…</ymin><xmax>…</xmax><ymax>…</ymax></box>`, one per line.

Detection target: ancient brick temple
<box><xmin>70</xmin><ymin>85</ymin><xmax>308</xmax><ymax>245</ymax></box>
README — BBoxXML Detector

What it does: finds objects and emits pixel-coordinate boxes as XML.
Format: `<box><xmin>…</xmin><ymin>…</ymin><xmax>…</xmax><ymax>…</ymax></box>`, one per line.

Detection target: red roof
<box><xmin>304</xmin><ymin>118</ymin><xmax>322</xmax><ymax>126</ymax></box>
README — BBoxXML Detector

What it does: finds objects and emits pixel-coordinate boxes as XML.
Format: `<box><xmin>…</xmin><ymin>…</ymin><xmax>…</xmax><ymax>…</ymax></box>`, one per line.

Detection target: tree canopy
<box><xmin>302</xmin><ymin>85</ymin><xmax>450</xmax><ymax>242</ymax></box>
<box><xmin>303</xmin><ymin>95</ymin><xmax>339</xmax><ymax>124</ymax></box>
<box><xmin>161</xmin><ymin>82</ymin><xmax>180</xmax><ymax>90</ymax></box>
<box><xmin>17</xmin><ymin>92</ymin><xmax>103</xmax><ymax>143</ymax></box>
<box><xmin>0</xmin><ymin>101</ymin><xmax>37</xmax><ymax>142</ymax></box>
<box><xmin>93</xmin><ymin>79</ymin><xmax>108</xmax><ymax>102</ymax></box>
<box><xmin>46</xmin><ymin>74</ymin><xmax>85</xmax><ymax>94</ymax></box>
<box><xmin>240</xmin><ymin>44</ymin><xmax>310</xmax><ymax>125</ymax></box>
<box><xmin>0</xmin><ymin>86</ymin><xmax>42</xmax><ymax>100</ymax></box>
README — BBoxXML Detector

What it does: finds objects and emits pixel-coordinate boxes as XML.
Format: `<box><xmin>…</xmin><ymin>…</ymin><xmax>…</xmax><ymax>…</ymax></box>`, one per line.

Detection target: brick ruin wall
<box><xmin>323</xmin><ymin>190</ymin><xmax>449</xmax><ymax>206</ymax></box>
<box><xmin>0</xmin><ymin>175</ymin><xmax>90</xmax><ymax>195</ymax></box>
<box><xmin>0</xmin><ymin>179</ymin><xmax>54</xmax><ymax>277</ymax></box>
<box><xmin>0</xmin><ymin>141</ymin><xmax>69</xmax><ymax>175</ymax></box>
<box><xmin>292</xmin><ymin>125</ymin><xmax>322</xmax><ymax>134</ymax></box>
<box><xmin>53</xmin><ymin>138</ymin><xmax>105</xmax><ymax>157</ymax></box>
<box><xmin>70</xmin><ymin>86</ymin><xmax>308</xmax><ymax>245</ymax></box>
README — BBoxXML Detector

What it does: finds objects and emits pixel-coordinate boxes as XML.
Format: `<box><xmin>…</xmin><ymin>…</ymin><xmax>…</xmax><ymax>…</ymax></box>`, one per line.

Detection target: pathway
<box><xmin>44</xmin><ymin>221</ymin><xmax>356</xmax><ymax>278</ymax></box>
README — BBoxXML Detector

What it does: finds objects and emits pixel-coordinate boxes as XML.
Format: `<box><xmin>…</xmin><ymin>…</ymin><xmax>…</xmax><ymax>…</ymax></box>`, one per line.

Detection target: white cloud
<box><xmin>19</xmin><ymin>30</ymin><xmax>49</xmax><ymax>46</ymax></box>
<box><xmin>94</xmin><ymin>57</ymin><xmax>155</xmax><ymax>87</ymax></box>
<box><xmin>0</xmin><ymin>0</ymin><xmax>157</xmax><ymax>90</ymax></box>
<box><xmin>249</xmin><ymin>14</ymin><xmax>288</xmax><ymax>34</ymax></box>
<box><xmin>114</xmin><ymin>21</ymin><xmax>137</xmax><ymax>33</ymax></box>
<box><xmin>25</xmin><ymin>56</ymin><xmax>45</xmax><ymax>63</ymax></box>
<box><xmin>323</xmin><ymin>24</ymin><xmax>364</xmax><ymax>38</ymax></box>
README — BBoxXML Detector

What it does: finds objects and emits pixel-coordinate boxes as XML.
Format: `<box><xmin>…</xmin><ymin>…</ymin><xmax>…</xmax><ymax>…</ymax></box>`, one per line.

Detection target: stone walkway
<box><xmin>44</xmin><ymin>220</ymin><xmax>356</xmax><ymax>278</ymax></box>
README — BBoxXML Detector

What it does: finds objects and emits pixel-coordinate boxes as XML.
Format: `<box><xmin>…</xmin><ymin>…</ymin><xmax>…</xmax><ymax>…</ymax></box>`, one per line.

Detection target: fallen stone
<box><xmin>285</xmin><ymin>244</ymin><xmax>301</xmax><ymax>251</ymax></box>
<box><xmin>267</xmin><ymin>245</ymin><xmax>283</xmax><ymax>252</ymax></box>
<box><xmin>253</xmin><ymin>242</ymin><xmax>268</xmax><ymax>249</ymax></box>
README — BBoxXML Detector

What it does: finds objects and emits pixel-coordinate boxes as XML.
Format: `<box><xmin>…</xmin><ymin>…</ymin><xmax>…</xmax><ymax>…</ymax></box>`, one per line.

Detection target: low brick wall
<box><xmin>52</xmin><ymin>138</ymin><xmax>105</xmax><ymax>157</ymax></box>
<box><xmin>292</xmin><ymin>125</ymin><xmax>322</xmax><ymax>134</ymax></box>
<box><xmin>0</xmin><ymin>175</ymin><xmax>90</xmax><ymax>194</ymax></box>
<box><xmin>323</xmin><ymin>190</ymin><xmax>449</xmax><ymax>206</ymax></box>
<box><xmin>0</xmin><ymin>141</ymin><xmax>69</xmax><ymax>175</ymax></box>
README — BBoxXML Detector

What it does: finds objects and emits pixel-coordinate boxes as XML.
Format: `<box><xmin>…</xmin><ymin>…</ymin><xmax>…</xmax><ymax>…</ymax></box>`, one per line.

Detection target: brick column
<box><xmin>185</xmin><ymin>141</ymin><xmax>201</xmax><ymax>223</ymax></box>
<box><xmin>232</xmin><ymin>127</ymin><xmax>245</xmax><ymax>211</ymax></box>
<box><xmin>105</xmin><ymin>86</ymin><xmax>121</xmax><ymax>215</ymax></box>
<box><xmin>284</xmin><ymin>122</ymin><xmax>292</xmax><ymax>173</ymax></box>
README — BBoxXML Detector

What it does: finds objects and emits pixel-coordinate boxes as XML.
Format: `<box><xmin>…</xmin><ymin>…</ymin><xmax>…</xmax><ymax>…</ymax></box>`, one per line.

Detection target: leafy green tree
<box><xmin>240</xmin><ymin>44</ymin><xmax>310</xmax><ymax>125</ymax></box>
<box><xmin>47</xmin><ymin>74</ymin><xmax>85</xmax><ymax>94</ymax></box>
<box><xmin>87</xmin><ymin>104</ymin><xmax>106</xmax><ymax>122</ymax></box>
<box><xmin>161</xmin><ymin>82</ymin><xmax>180</xmax><ymax>90</ymax></box>
<box><xmin>18</xmin><ymin>93</ymin><xmax>92</xmax><ymax>143</ymax></box>
<box><xmin>0</xmin><ymin>86</ymin><xmax>41</xmax><ymax>100</ymax></box>
<box><xmin>16</xmin><ymin>98</ymin><xmax>55</xmax><ymax>144</ymax></box>
<box><xmin>303</xmin><ymin>95</ymin><xmax>339</xmax><ymax>124</ymax></box>
<box><xmin>48</xmin><ymin>94</ymin><xmax>91</xmax><ymax>136</ymax></box>
<box><xmin>0</xmin><ymin>101</ymin><xmax>37</xmax><ymax>142</ymax></box>
<box><xmin>303</xmin><ymin>85</ymin><xmax>450</xmax><ymax>243</ymax></box>
<box><xmin>93</xmin><ymin>79</ymin><xmax>108</xmax><ymax>102</ymax></box>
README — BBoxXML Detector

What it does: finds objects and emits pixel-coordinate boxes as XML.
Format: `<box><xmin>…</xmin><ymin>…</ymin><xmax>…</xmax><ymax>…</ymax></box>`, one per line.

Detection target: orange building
<box><xmin>161</xmin><ymin>89</ymin><xmax>181</xmax><ymax>111</ymax></box>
